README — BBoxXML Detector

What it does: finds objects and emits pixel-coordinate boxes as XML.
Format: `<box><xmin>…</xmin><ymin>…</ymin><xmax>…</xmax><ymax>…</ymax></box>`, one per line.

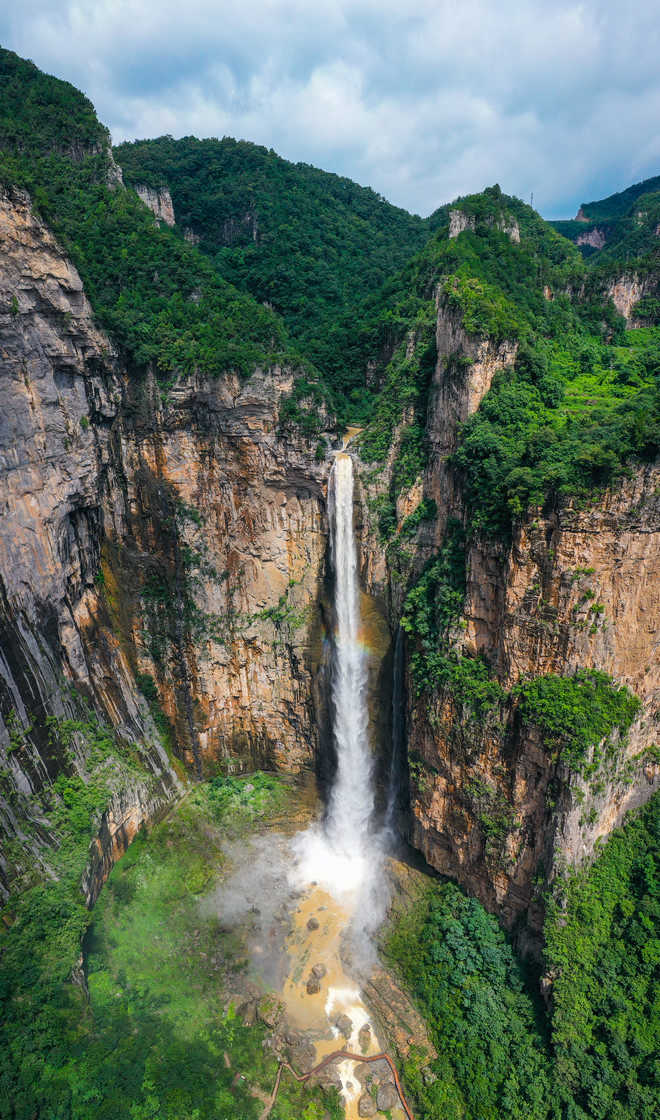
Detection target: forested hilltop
<box><xmin>0</xmin><ymin>43</ymin><xmax>658</xmax><ymax>1120</ymax></box>
<box><xmin>357</xmin><ymin>184</ymin><xmax>659</xmax><ymax>541</ymax></box>
<box><xmin>0</xmin><ymin>49</ymin><xmax>293</xmax><ymax>381</ymax></box>
<box><xmin>115</xmin><ymin>133</ymin><xmax>436</xmax><ymax>411</ymax></box>
<box><xmin>551</xmin><ymin>172</ymin><xmax>660</xmax><ymax>266</ymax></box>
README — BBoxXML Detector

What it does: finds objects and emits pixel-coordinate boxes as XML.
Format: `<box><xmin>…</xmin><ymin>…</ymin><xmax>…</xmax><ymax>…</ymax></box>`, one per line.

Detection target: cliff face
<box><xmin>106</xmin><ymin>365</ymin><xmax>330</xmax><ymax>775</ymax></box>
<box><xmin>2</xmin><ymin>174</ymin><xmax>658</xmax><ymax>953</ymax></box>
<box><xmin>408</xmin><ymin>463</ymin><xmax>659</xmax><ymax>951</ymax></box>
<box><xmin>355</xmin><ymin>293</ymin><xmax>659</xmax><ymax>952</ymax></box>
<box><xmin>607</xmin><ymin>274</ymin><xmax>649</xmax><ymax>322</ymax></box>
<box><xmin>0</xmin><ymin>185</ymin><xmax>331</xmax><ymax>896</ymax></box>
<box><xmin>135</xmin><ymin>184</ymin><xmax>175</xmax><ymax>226</ymax></box>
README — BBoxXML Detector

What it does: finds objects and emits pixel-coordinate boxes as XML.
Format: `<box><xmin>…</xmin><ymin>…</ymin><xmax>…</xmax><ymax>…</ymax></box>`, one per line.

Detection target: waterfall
<box><xmin>325</xmin><ymin>453</ymin><xmax>374</xmax><ymax>857</ymax></box>
<box><xmin>292</xmin><ymin>452</ymin><xmax>375</xmax><ymax>896</ymax></box>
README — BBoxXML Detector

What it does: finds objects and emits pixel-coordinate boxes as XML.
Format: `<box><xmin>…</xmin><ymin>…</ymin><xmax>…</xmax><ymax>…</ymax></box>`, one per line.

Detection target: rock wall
<box><xmin>135</xmin><ymin>184</ymin><xmax>176</xmax><ymax>226</ymax></box>
<box><xmin>576</xmin><ymin>227</ymin><xmax>606</xmax><ymax>250</ymax></box>
<box><xmin>81</xmin><ymin>783</ymin><xmax>173</xmax><ymax>907</ymax></box>
<box><xmin>408</xmin><ymin>462</ymin><xmax>660</xmax><ymax>951</ymax></box>
<box><xmin>0</xmin><ymin>184</ymin><xmax>332</xmax><ymax>895</ymax></box>
<box><xmin>354</xmin><ymin>289</ymin><xmax>659</xmax><ymax>954</ymax></box>
<box><xmin>107</xmin><ymin>365</ymin><xmax>330</xmax><ymax>775</ymax></box>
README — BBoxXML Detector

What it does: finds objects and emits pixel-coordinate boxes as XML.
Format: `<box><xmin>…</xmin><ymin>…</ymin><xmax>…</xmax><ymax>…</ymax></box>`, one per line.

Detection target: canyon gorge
<box><xmin>1</xmin><ymin>44</ymin><xmax>659</xmax><ymax>1120</ymax></box>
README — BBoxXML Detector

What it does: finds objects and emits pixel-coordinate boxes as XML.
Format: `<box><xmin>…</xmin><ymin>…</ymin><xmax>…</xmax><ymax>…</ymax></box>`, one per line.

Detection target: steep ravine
<box><xmin>1</xmin><ymin>178</ymin><xmax>658</xmax><ymax>969</ymax></box>
<box><xmin>354</xmin><ymin>287</ymin><xmax>660</xmax><ymax>954</ymax></box>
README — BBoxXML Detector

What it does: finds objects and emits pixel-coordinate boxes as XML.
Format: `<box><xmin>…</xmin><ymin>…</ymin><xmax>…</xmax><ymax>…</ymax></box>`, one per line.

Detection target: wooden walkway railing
<box><xmin>259</xmin><ymin>1048</ymin><xmax>414</xmax><ymax>1119</ymax></box>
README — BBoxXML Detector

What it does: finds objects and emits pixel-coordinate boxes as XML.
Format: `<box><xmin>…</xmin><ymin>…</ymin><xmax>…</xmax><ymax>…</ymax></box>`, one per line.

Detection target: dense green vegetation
<box><xmin>578</xmin><ymin>175</ymin><xmax>660</xmax><ymax>223</ymax></box>
<box><xmin>387</xmin><ymin>793</ymin><xmax>660</xmax><ymax>1120</ymax></box>
<box><xmin>114</xmin><ymin>135</ymin><xmax>432</xmax><ymax>405</ymax></box>
<box><xmin>0</xmin><ymin>48</ymin><xmax>106</xmax><ymax>154</ymax></box>
<box><xmin>516</xmin><ymin>670</ymin><xmax>642</xmax><ymax>774</ymax></box>
<box><xmin>0</xmin><ymin>711</ymin><xmax>154</xmax><ymax>1117</ymax></box>
<box><xmin>387</xmin><ymin>881</ymin><xmax>553</xmax><ymax>1119</ymax></box>
<box><xmin>453</xmin><ymin>327</ymin><xmax>660</xmax><ymax>537</ymax></box>
<box><xmin>0</xmin><ymin>49</ymin><xmax>292</xmax><ymax>383</ymax></box>
<box><xmin>358</xmin><ymin>185</ymin><xmax>659</xmax><ymax>539</ymax></box>
<box><xmin>0</xmin><ymin>769</ymin><xmax>339</xmax><ymax>1119</ymax></box>
<box><xmin>545</xmin><ymin>792</ymin><xmax>660</xmax><ymax>1120</ymax></box>
<box><xmin>551</xmin><ymin>174</ymin><xmax>660</xmax><ymax>265</ymax></box>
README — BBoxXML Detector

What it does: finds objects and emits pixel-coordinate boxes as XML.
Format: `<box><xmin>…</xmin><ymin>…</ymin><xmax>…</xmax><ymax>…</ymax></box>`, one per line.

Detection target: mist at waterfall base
<box><xmin>207</xmin><ymin>453</ymin><xmax>398</xmax><ymax>988</ymax></box>
<box><xmin>290</xmin><ymin>453</ymin><xmax>395</xmax><ymax>957</ymax></box>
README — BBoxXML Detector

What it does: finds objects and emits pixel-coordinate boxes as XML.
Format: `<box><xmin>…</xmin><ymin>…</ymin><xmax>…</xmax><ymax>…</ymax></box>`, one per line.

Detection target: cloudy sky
<box><xmin>2</xmin><ymin>1</ymin><xmax>660</xmax><ymax>218</ymax></box>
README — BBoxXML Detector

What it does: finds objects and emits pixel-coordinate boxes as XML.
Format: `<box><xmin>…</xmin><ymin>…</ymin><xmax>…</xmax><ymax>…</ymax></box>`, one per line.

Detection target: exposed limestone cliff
<box><xmin>0</xmin><ymin>184</ymin><xmax>331</xmax><ymax>895</ymax></box>
<box><xmin>0</xmin><ymin>185</ymin><xmax>181</xmax><ymax>897</ymax></box>
<box><xmin>576</xmin><ymin>227</ymin><xmax>606</xmax><ymax>249</ymax></box>
<box><xmin>607</xmin><ymin>273</ymin><xmax>648</xmax><ymax>322</ymax></box>
<box><xmin>107</xmin><ymin>365</ymin><xmax>330</xmax><ymax>775</ymax></box>
<box><xmin>448</xmin><ymin>208</ymin><xmax>520</xmax><ymax>243</ymax></box>
<box><xmin>408</xmin><ymin>463</ymin><xmax>659</xmax><ymax>952</ymax></box>
<box><xmin>355</xmin><ymin>292</ymin><xmax>517</xmax><ymax>608</ymax></box>
<box><xmin>354</xmin><ymin>291</ymin><xmax>659</xmax><ymax>954</ymax></box>
<box><xmin>135</xmin><ymin>184</ymin><xmax>176</xmax><ymax>226</ymax></box>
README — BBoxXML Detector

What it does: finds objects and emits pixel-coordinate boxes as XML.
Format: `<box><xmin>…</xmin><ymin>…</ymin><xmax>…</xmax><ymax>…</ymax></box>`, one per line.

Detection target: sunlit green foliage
<box><xmin>453</xmin><ymin>329</ymin><xmax>660</xmax><ymax>537</ymax></box>
<box><xmin>205</xmin><ymin>771</ymin><xmax>289</xmax><ymax>827</ymax></box>
<box><xmin>386</xmin><ymin>882</ymin><xmax>552</xmax><ymax>1120</ymax></box>
<box><xmin>545</xmin><ymin>793</ymin><xmax>660</xmax><ymax>1120</ymax></box>
<box><xmin>517</xmin><ymin>670</ymin><xmax>641</xmax><ymax>773</ymax></box>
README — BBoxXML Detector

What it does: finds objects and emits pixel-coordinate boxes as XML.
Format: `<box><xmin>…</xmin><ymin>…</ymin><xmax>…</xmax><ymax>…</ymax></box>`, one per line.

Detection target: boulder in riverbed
<box><xmin>358</xmin><ymin>1092</ymin><xmax>377</xmax><ymax>1117</ymax></box>
<box><xmin>376</xmin><ymin>1082</ymin><xmax>399</xmax><ymax>1111</ymax></box>
<box><xmin>335</xmin><ymin>1012</ymin><xmax>353</xmax><ymax>1038</ymax></box>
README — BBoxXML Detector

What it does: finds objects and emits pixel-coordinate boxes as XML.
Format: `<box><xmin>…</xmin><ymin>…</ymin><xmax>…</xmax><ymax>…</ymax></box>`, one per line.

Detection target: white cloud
<box><xmin>2</xmin><ymin>0</ymin><xmax>660</xmax><ymax>216</ymax></box>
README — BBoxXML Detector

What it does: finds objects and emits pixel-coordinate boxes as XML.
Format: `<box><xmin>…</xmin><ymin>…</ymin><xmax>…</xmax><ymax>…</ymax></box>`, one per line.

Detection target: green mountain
<box><xmin>0</xmin><ymin>48</ymin><xmax>292</xmax><ymax>382</ymax></box>
<box><xmin>352</xmin><ymin>185</ymin><xmax>659</xmax><ymax>542</ymax></box>
<box><xmin>551</xmin><ymin>173</ymin><xmax>660</xmax><ymax>263</ymax></box>
<box><xmin>577</xmin><ymin>174</ymin><xmax>660</xmax><ymax>222</ymax></box>
<box><xmin>114</xmin><ymin>135</ymin><xmax>434</xmax><ymax>409</ymax></box>
<box><xmin>1</xmin><ymin>45</ymin><xmax>659</xmax><ymax>1120</ymax></box>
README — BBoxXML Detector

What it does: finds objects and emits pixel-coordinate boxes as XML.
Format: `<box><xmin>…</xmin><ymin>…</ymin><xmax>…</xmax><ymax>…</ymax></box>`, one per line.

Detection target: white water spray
<box><xmin>292</xmin><ymin>453</ymin><xmax>376</xmax><ymax>897</ymax></box>
<box><xmin>326</xmin><ymin>455</ymin><xmax>374</xmax><ymax>855</ymax></box>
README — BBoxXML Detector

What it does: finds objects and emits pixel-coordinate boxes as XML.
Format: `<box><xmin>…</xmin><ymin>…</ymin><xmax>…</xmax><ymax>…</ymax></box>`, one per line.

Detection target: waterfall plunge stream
<box><xmin>283</xmin><ymin>451</ymin><xmax>398</xmax><ymax>1118</ymax></box>
<box><xmin>208</xmin><ymin>452</ymin><xmax>411</xmax><ymax>1119</ymax></box>
<box><xmin>293</xmin><ymin>452</ymin><xmax>378</xmax><ymax>898</ymax></box>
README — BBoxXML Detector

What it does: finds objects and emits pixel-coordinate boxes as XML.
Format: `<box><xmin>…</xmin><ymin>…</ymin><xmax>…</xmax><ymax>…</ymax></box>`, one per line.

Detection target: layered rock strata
<box><xmin>0</xmin><ymin>185</ymin><xmax>331</xmax><ymax>895</ymax></box>
<box><xmin>355</xmin><ymin>291</ymin><xmax>659</xmax><ymax>953</ymax></box>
